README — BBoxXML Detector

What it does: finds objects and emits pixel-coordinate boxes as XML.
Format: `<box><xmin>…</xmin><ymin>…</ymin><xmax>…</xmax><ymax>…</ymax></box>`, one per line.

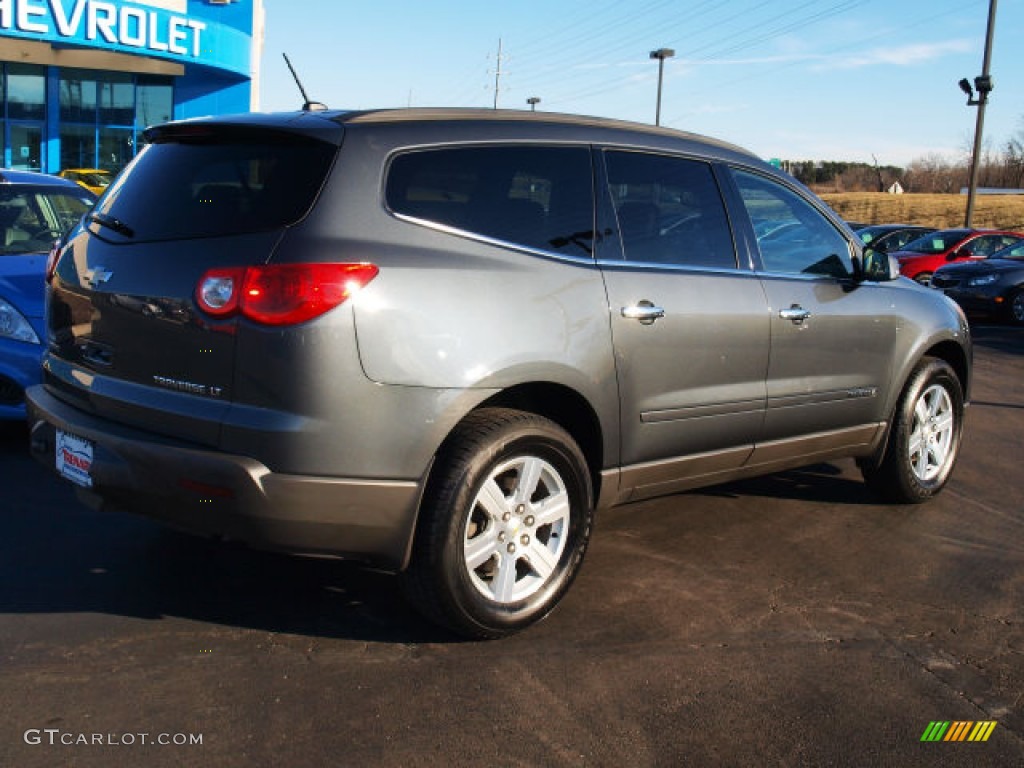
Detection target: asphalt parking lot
<box><xmin>1</xmin><ymin>326</ymin><xmax>1022</xmax><ymax>768</ymax></box>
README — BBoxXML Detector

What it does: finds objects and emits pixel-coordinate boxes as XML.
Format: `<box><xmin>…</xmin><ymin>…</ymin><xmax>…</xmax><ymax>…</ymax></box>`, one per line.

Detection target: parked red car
<box><xmin>891</xmin><ymin>228</ymin><xmax>1024</xmax><ymax>285</ymax></box>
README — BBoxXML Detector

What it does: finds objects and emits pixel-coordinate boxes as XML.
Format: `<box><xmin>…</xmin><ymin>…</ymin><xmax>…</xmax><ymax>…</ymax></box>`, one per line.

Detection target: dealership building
<box><xmin>0</xmin><ymin>0</ymin><xmax>264</xmax><ymax>174</ymax></box>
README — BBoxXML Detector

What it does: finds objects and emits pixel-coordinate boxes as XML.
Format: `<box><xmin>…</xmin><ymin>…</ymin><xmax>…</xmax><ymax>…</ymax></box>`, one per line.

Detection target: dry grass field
<box><xmin>820</xmin><ymin>192</ymin><xmax>1024</xmax><ymax>231</ymax></box>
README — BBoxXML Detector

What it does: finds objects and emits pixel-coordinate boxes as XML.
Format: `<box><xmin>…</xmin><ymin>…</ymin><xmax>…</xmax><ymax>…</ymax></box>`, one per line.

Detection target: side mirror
<box><xmin>859</xmin><ymin>247</ymin><xmax>900</xmax><ymax>282</ymax></box>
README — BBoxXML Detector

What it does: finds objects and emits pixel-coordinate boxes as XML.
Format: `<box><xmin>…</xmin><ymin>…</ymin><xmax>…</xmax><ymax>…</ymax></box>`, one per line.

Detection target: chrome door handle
<box><xmin>621</xmin><ymin>302</ymin><xmax>665</xmax><ymax>325</ymax></box>
<box><xmin>779</xmin><ymin>305</ymin><xmax>811</xmax><ymax>325</ymax></box>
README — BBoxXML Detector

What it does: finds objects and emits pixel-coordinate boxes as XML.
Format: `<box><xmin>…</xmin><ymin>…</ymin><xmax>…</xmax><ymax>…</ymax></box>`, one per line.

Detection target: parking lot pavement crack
<box><xmin>880</xmin><ymin>635</ymin><xmax>1024</xmax><ymax>742</ymax></box>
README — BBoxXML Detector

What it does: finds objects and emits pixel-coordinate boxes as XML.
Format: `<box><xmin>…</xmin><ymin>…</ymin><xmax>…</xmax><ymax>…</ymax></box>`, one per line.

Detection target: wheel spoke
<box><xmin>476</xmin><ymin>477</ymin><xmax>510</xmax><ymax>521</ymax></box>
<box><xmin>532</xmin><ymin>490</ymin><xmax>570</xmax><ymax>528</ymax></box>
<box><xmin>914</xmin><ymin>398</ymin><xmax>930</xmax><ymax>428</ymax></box>
<box><xmin>491</xmin><ymin>553</ymin><xmax>519</xmax><ymax>602</ymax></box>
<box><xmin>934</xmin><ymin>409</ymin><xmax>954</xmax><ymax>437</ymax></box>
<box><xmin>464</xmin><ymin>527</ymin><xmax>500</xmax><ymax>571</ymax></box>
<box><xmin>908</xmin><ymin>426</ymin><xmax>925</xmax><ymax>460</ymax></box>
<box><xmin>513</xmin><ymin>457</ymin><xmax>544</xmax><ymax>506</ymax></box>
<box><xmin>526</xmin><ymin>538</ymin><xmax>559</xmax><ymax>581</ymax></box>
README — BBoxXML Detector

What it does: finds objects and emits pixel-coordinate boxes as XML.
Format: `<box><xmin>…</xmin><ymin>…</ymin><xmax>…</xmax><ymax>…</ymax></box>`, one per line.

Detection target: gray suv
<box><xmin>26</xmin><ymin>109</ymin><xmax>971</xmax><ymax>638</ymax></box>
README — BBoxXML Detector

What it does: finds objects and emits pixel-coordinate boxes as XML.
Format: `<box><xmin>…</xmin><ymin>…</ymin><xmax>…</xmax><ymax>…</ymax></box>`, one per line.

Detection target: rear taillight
<box><xmin>195</xmin><ymin>263</ymin><xmax>378</xmax><ymax>326</ymax></box>
<box><xmin>45</xmin><ymin>238</ymin><xmax>63</xmax><ymax>284</ymax></box>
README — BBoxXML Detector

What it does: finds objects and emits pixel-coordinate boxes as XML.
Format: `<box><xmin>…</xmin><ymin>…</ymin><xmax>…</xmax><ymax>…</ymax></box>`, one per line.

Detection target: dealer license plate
<box><xmin>56</xmin><ymin>429</ymin><xmax>94</xmax><ymax>488</ymax></box>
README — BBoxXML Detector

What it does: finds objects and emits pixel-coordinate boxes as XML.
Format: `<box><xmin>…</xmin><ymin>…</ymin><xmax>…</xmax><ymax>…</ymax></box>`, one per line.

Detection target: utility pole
<box><xmin>493</xmin><ymin>38</ymin><xmax>503</xmax><ymax>110</ymax></box>
<box><xmin>963</xmin><ymin>0</ymin><xmax>998</xmax><ymax>227</ymax></box>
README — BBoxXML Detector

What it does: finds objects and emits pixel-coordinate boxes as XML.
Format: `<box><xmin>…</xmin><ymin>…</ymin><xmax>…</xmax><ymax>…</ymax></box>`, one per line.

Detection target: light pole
<box><xmin>960</xmin><ymin>0</ymin><xmax>998</xmax><ymax>228</ymax></box>
<box><xmin>527</xmin><ymin>96</ymin><xmax>541</xmax><ymax>112</ymax></box>
<box><xmin>649</xmin><ymin>48</ymin><xmax>674</xmax><ymax>126</ymax></box>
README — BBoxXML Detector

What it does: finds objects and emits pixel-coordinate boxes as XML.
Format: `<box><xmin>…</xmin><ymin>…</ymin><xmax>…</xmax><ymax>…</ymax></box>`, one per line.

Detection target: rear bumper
<box><xmin>26</xmin><ymin>385</ymin><xmax>424</xmax><ymax>571</ymax></box>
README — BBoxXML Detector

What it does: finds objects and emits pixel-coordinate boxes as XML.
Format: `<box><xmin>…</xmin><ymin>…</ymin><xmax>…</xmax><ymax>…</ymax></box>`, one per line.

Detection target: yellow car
<box><xmin>57</xmin><ymin>168</ymin><xmax>114</xmax><ymax>196</ymax></box>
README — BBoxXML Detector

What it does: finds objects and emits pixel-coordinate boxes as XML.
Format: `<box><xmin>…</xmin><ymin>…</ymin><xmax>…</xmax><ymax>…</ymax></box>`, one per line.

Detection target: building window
<box><xmin>7</xmin><ymin>64</ymin><xmax>46</xmax><ymax>121</ymax></box>
<box><xmin>99</xmin><ymin>127</ymin><xmax>134</xmax><ymax>171</ymax></box>
<box><xmin>99</xmin><ymin>73</ymin><xmax>134</xmax><ymax>126</ymax></box>
<box><xmin>59</xmin><ymin>69</ymin><xmax>99</xmax><ymax>123</ymax></box>
<box><xmin>9</xmin><ymin>124</ymin><xmax>43</xmax><ymax>171</ymax></box>
<box><xmin>136</xmin><ymin>76</ymin><xmax>173</xmax><ymax>129</ymax></box>
<box><xmin>60</xmin><ymin>124</ymin><xmax>97</xmax><ymax>170</ymax></box>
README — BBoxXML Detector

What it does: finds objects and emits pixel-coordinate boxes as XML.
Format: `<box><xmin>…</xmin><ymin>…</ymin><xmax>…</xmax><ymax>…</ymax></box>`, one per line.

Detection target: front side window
<box><xmin>731</xmin><ymin>169</ymin><xmax>853</xmax><ymax>278</ymax></box>
<box><xmin>386</xmin><ymin>146</ymin><xmax>594</xmax><ymax>259</ymax></box>
<box><xmin>0</xmin><ymin>187</ymin><xmax>93</xmax><ymax>255</ymax></box>
<box><xmin>604</xmin><ymin>150</ymin><xmax>737</xmax><ymax>269</ymax></box>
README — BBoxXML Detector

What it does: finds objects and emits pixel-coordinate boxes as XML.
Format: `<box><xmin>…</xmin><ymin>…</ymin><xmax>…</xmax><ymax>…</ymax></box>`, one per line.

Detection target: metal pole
<box><xmin>965</xmin><ymin>0</ymin><xmax>998</xmax><ymax>227</ymax></box>
<box><xmin>493</xmin><ymin>38</ymin><xmax>502</xmax><ymax>110</ymax></box>
<box><xmin>655</xmin><ymin>57</ymin><xmax>665</xmax><ymax>126</ymax></box>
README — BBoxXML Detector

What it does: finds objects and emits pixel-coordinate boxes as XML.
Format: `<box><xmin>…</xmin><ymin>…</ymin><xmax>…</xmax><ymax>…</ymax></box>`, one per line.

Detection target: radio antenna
<box><xmin>283</xmin><ymin>53</ymin><xmax>327</xmax><ymax>112</ymax></box>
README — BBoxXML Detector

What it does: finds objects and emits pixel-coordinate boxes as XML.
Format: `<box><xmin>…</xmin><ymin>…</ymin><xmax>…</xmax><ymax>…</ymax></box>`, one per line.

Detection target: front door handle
<box><xmin>779</xmin><ymin>305</ymin><xmax>811</xmax><ymax>325</ymax></box>
<box><xmin>621</xmin><ymin>301</ymin><xmax>665</xmax><ymax>325</ymax></box>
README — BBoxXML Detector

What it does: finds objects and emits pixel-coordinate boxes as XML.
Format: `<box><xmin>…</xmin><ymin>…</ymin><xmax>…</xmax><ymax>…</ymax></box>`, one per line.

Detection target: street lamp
<box><xmin>527</xmin><ymin>96</ymin><xmax>541</xmax><ymax>112</ymax></box>
<box><xmin>649</xmin><ymin>48</ymin><xmax>675</xmax><ymax>126</ymax></box>
<box><xmin>960</xmin><ymin>0</ymin><xmax>998</xmax><ymax>228</ymax></box>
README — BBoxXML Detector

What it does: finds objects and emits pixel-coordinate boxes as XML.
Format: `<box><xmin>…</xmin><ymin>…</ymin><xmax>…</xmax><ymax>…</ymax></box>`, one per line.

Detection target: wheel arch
<box><xmin>861</xmin><ymin>338</ymin><xmax>970</xmax><ymax>473</ymax></box>
<box><xmin>474</xmin><ymin>382</ymin><xmax>606</xmax><ymax>500</ymax></box>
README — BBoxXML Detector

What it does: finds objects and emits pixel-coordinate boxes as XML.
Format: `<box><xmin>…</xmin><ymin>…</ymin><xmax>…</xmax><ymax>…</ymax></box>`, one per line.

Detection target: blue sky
<box><xmin>257</xmin><ymin>0</ymin><xmax>1023</xmax><ymax>167</ymax></box>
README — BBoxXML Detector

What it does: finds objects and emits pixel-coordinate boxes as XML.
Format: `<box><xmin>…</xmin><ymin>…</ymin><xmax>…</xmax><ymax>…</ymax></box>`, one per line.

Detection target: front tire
<box><xmin>913</xmin><ymin>272</ymin><xmax>933</xmax><ymax>286</ymax></box>
<box><xmin>862</xmin><ymin>358</ymin><xmax>963</xmax><ymax>503</ymax></box>
<box><xmin>401</xmin><ymin>408</ymin><xmax>593</xmax><ymax>639</ymax></box>
<box><xmin>1006</xmin><ymin>287</ymin><xmax>1024</xmax><ymax>326</ymax></box>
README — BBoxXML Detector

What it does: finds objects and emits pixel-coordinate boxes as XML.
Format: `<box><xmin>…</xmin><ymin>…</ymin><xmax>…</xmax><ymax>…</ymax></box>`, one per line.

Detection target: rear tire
<box><xmin>862</xmin><ymin>358</ymin><xmax>963</xmax><ymax>503</ymax></box>
<box><xmin>401</xmin><ymin>408</ymin><xmax>593</xmax><ymax>639</ymax></box>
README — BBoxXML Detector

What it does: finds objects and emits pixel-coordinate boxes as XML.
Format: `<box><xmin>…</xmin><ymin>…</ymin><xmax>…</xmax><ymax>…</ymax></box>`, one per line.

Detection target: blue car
<box><xmin>0</xmin><ymin>170</ymin><xmax>95</xmax><ymax>420</ymax></box>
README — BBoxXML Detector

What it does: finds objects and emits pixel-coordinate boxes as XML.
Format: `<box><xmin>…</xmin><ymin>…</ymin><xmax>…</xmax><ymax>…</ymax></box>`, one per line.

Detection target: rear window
<box><xmin>385</xmin><ymin>145</ymin><xmax>594</xmax><ymax>259</ymax></box>
<box><xmin>92</xmin><ymin>131</ymin><xmax>337</xmax><ymax>242</ymax></box>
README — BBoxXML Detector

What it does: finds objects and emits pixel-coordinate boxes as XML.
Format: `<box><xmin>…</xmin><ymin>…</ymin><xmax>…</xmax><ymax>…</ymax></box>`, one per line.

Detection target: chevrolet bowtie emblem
<box><xmin>84</xmin><ymin>266</ymin><xmax>113</xmax><ymax>287</ymax></box>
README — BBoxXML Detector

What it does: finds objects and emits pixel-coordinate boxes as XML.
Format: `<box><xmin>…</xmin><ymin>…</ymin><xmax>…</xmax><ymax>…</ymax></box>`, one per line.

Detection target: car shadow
<box><xmin>0</xmin><ymin>456</ymin><xmax>881</xmax><ymax>646</ymax></box>
<box><xmin>691</xmin><ymin>462</ymin><xmax>880</xmax><ymax>505</ymax></box>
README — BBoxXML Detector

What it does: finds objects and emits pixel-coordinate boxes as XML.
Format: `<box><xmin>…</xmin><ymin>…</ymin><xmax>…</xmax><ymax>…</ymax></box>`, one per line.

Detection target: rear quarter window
<box><xmin>385</xmin><ymin>145</ymin><xmax>594</xmax><ymax>259</ymax></box>
<box><xmin>92</xmin><ymin>131</ymin><xmax>337</xmax><ymax>242</ymax></box>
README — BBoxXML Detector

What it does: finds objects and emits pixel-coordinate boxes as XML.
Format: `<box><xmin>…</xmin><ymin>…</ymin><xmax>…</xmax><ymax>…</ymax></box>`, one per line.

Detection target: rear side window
<box><xmin>93</xmin><ymin>132</ymin><xmax>337</xmax><ymax>242</ymax></box>
<box><xmin>604</xmin><ymin>150</ymin><xmax>737</xmax><ymax>269</ymax></box>
<box><xmin>385</xmin><ymin>146</ymin><xmax>594</xmax><ymax>259</ymax></box>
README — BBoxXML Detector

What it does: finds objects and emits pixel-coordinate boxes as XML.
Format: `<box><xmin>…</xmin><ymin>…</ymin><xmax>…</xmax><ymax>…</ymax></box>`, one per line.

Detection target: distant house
<box><xmin>887</xmin><ymin>182</ymin><xmax>904</xmax><ymax>195</ymax></box>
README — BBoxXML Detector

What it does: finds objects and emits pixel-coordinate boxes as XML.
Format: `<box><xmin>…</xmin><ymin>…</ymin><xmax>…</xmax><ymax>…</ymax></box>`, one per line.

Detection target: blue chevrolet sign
<box><xmin>0</xmin><ymin>0</ymin><xmax>251</xmax><ymax>76</ymax></box>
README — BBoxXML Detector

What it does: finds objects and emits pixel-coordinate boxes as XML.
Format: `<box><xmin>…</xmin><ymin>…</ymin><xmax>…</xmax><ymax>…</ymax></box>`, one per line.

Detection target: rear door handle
<box><xmin>621</xmin><ymin>302</ymin><xmax>665</xmax><ymax>325</ymax></box>
<box><xmin>779</xmin><ymin>305</ymin><xmax>811</xmax><ymax>325</ymax></box>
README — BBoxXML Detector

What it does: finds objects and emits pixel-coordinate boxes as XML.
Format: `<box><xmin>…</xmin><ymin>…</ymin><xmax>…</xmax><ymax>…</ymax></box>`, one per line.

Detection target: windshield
<box><xmin>902</xmin><ymin>230</ymin><xmax>971</xmax><ymax>254</ymax></box>
<box><xmin>991</xmin><ymin>242</ymin><xmax>1024</xmax><ymax>260</ymax></box>
<box><xmin>94</xmin><ymin>131</ymin><xmax>337</xmax><ymax>243</ymax></box>
<box><xmin>74</xmin><ymin>171</ymin><xmax>112</xmax><ymax>188</ymax></box>
<box><xmin>0</xmin><ymin>186</ymin><xmax>95</xmax><ymax>255</ymax></box>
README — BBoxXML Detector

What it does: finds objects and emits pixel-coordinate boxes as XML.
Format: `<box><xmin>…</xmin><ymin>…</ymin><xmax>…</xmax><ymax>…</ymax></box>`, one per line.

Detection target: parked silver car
<box><xmin>27</xmin><ymin>109</ymin><xmax>971</xmax><ymax>638</ymax></box>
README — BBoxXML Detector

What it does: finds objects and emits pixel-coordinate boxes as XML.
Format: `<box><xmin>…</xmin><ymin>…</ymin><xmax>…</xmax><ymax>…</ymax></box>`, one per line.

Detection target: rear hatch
<box><xmin>45</xmin><ymin>116</ymin><xmax>342</xmax><ymax>445</ymax></box>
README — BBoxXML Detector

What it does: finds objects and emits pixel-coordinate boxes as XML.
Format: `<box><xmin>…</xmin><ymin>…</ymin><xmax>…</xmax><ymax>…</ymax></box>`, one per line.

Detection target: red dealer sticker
<box><xmin>56</xmin><ymin>430</ymin><xmax>94</xmax><ymax>489</ymax></box>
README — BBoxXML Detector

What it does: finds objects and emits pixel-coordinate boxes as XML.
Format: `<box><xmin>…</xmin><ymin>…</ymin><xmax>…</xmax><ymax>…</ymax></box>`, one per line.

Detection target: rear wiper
<box><xmin>89</xmin><ymin>212</ymin><xmax>134</xmax><ymax>238</ymax></box>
